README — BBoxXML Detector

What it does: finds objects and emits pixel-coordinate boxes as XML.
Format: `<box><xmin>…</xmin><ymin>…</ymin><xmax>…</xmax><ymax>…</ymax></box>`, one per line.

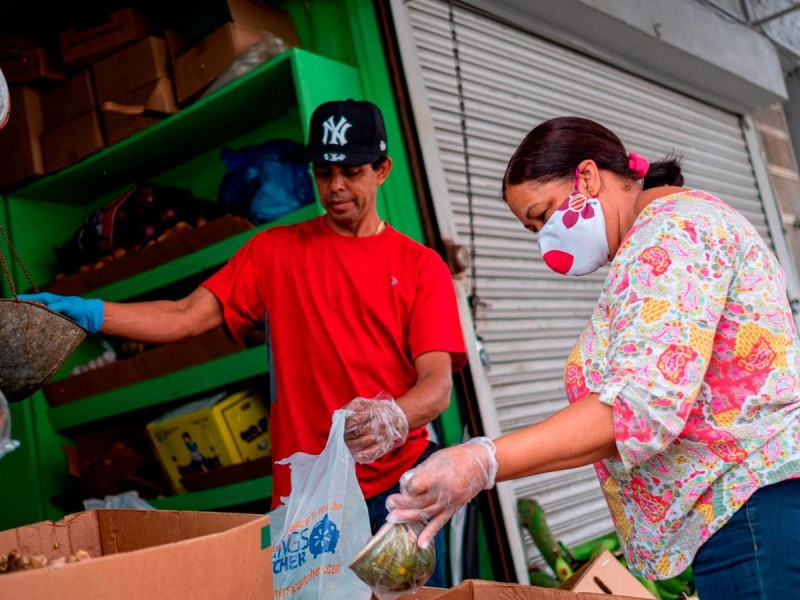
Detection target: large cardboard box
<box><xmin>0</xmin><ymin>41</ymin><xmax>65</xmax><ymax>84</ymax></box>
<box><xmin>0</xmin><ymin>510</ymin><xmax>272</xmax><ymax>600</ymax></box>
<box><xmin>92</xmin><ymin>36</ymin><xmax>170</xmax><ymax>104</ymax></box>
<box><xmin>147</xmin><ymin>388</ymin><xmax>270</xmax><ymax>493</ymax></box>
<box><xmin>102</xmin><ymin>78</ymin><xmax>178</xmax><ymax>144</ymax></box>
<box><xmin>172</xmin><ymin>22</ymin><xmax>265</xmax><ymax>104</ymax></box>
<box><xmin>93</xmin><ymin>36</ymin><xmax>177</xmax><ymax>144</ymax></box>
<box><xmin>171</xmin><ymin>0</ymin><xmax>299</xmax><ymax>104</ymax></box>
<box><xmin>41</xmin><ymin>70</ymin><xmax>96</xmax><ymax>129</ymax></box>
<box><xmin>561</xmin><ymin>551</ymin><xmax>656</xmax><ymax>598</ymax></box>
<box><xmin>0</xmin><ymin>86</ymin><xmax>44</xmax><ymax>189</ymax></box>
<box><xmin>405</xmin><ymin>580</ymin><xmax>649</xmax><ymax>599</ymax></box>
<box><xmin>59</xmin><ymin>8</ymin><xmax>153</xmax><ymax>67</ymax></box>
<box><xmin>40</xmin><ymin>110</ymin><xmax>104</xmax><ymax>173</ymax></box>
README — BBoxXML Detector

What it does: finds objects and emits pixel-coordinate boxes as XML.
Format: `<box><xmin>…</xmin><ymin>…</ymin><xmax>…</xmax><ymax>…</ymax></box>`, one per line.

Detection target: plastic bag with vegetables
<box><xmin>350</xmin><ymin>520</ymin><xmax>435</xmax><ymax>600</ymax></box>
<box><xmin>0</xmin><ymin>390</ymin><xmax>20</xmax><ymax>460</ymax></box>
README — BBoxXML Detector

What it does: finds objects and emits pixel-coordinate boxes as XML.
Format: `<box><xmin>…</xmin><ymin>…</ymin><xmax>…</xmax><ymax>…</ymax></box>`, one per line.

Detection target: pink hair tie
<box><xmin>628</xmin><ymin>152</ymin><xmax>650</xmax><ymax>179</ymax></box>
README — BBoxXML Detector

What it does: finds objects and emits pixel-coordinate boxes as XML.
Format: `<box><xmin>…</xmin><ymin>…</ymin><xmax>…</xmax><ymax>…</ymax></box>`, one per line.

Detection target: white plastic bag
<box><xmin>269</xmin><ymin>410</ymin><xmax>372</xmax><ymax>600</ymax></box>
<box><xmin>83</xmin><ymin>490</ymin><xmax>154</xmax><ymax>511</ymax></box>
<box><xmin>0</xmin><ymin>389</ymin><xmax>20</xmax><ymax>460</ymax></box>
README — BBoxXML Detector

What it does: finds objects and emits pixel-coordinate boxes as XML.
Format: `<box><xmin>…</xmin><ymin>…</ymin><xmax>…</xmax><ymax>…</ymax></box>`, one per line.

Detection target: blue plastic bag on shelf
<box><xmin>219</xmin><ymin>139</ymin><xmax>315</xmax><ymax>224</ymax></box>
<box><xmin>268</xmin><ymin>410</ymin><xmax>372</xmax><ymax>600</ymax></box>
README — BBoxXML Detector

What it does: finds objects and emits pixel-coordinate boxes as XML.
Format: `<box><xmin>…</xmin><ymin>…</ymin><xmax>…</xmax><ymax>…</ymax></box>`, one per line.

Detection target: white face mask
<box><xmin>537</xmin><ymin>169</ymin><xmax>610</xmax><ymax>276</ymax></box>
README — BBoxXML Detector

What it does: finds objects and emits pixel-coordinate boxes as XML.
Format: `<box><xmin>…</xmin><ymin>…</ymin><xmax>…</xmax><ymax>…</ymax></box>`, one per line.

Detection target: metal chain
<box><xmin>0</xmin><ymin>223</ymin><xmax>38</xmax><ymax>297</ymax></box>
<box><xmin>447</xmin><ymin>0</ymin><xmax>478</xmax><ymax>324</ymax></box>
<box><xmin>0</xmin><ymin>238</ymin><xmax>15</xmax><ymax>298</ymax></box>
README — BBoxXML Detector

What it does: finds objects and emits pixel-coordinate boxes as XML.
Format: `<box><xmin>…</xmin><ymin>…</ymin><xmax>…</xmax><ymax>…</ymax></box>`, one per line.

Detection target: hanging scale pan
<box><xmin>0</xmin><ymin>300</ymin><xmax>86</xmax><ymax>402</ymax></box>
<box><xmin>0</xmin><ymin>224</ymin><xmax>87</xmax><ymax>402</ymax></box>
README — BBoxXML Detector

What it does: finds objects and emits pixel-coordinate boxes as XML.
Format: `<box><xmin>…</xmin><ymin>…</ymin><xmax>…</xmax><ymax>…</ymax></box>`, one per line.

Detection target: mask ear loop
<box><xmin>572</xmin><ymin>167</ymin><xmax>582</xmax><ymax>194</ymax></box>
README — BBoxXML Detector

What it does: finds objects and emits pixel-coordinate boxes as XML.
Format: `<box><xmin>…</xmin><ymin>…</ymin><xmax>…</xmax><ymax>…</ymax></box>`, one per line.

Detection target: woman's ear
<box><xmin>576</xmin><ymin>159</ymin><xmax>601</xmax><ymax>196</ymax></box>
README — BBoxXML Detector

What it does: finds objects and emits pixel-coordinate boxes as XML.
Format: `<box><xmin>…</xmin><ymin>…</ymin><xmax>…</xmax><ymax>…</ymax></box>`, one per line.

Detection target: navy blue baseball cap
<box><xmin>304</xmin><ymin>99</ymin><xmax>388</xmax><ymax>165</ymax></box>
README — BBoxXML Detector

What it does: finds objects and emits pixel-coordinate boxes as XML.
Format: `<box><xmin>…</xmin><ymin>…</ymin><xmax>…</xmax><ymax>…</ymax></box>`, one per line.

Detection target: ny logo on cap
<box><xmin>322</xmin><ymin>116</ymin><xmax>352</xmax><ymax>146</ymax></box>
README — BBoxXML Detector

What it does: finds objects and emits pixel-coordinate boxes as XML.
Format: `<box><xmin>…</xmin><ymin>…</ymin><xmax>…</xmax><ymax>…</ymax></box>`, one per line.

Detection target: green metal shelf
<box><xmin>94</xmin><ymin>202</ymin><xmax>321</xmax><ymax>302</ymax></box>
<box><xmin>149</xmin><ymin>475</ymin><xmax>272</xmax><ymax>511</ymax></box>
<box><xmin>9</xmin><ymin>48</ymin><xmax>361</xmax><ymax>203</ymax></box>
<box><xmin>48</xmin><ymin>345</ymin><xmax>268</xmax><ymax>431</ymax></box>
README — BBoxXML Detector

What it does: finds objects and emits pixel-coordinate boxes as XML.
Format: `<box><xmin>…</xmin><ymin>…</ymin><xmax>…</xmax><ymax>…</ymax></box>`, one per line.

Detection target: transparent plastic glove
<box><xmin>385</xmin><ymin>437</ymin><xmax>498</xmax><ymax>550</ymax></box>
<box><xmin>18</xmin><ymin>292</ymin><xmax>104</xmax><ymax>333</ymax></box>
<box><xmin>343</xmin><ymin>395</ymin><xmax>409</xmax><ymax>464</ymax></box>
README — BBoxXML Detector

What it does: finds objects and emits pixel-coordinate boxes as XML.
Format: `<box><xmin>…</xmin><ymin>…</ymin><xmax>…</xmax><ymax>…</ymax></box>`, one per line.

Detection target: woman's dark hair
<box><xmin>502</xmin><ymin>116</ymin><xmax>684</xmax><ymax>198</ymax></box>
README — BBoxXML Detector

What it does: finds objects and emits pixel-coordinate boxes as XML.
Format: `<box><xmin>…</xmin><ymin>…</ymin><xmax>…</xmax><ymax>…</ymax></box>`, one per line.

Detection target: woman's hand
<box><xmin>386</xmin><ymin>437</ymin><xmax>498</xmax><ymax>549</ymax></box>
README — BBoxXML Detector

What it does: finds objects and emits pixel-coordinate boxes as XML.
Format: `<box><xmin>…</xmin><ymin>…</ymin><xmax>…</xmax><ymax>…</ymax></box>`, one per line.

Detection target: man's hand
<box><xmin>18</xmin><ymin>292</ymin><xmax>104</xmax><ymax>333</ymax></box>
<box><xmin>386</xmin><ymin>437</ymin><xmax>497</xmax><ymax>549</ymax></box>
<box><xmin>342</xmin><ymin>396</ymin><xmax>409</xmax><ymax>464</ymax></box>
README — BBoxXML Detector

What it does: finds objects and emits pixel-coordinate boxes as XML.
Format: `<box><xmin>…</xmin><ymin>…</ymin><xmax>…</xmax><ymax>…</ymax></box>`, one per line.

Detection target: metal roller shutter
<box><xmin>393</xmin><ymin>0</ymin><xmax>771</xmax><ymax>581</ymax></box>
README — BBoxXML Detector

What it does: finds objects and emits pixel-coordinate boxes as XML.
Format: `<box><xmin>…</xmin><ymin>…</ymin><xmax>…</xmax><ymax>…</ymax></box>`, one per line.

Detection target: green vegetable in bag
<box><xmin>349</xmin><ymin>521</ymin><xmax>435</xmax><ymax>599</ymax></box>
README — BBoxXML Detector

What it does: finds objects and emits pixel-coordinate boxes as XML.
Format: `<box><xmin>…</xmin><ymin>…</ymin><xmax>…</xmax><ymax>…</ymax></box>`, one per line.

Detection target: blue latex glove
<box><xmin>17</xmin><ymin>292</ymin><xmax>104</xmax><ymax>333</ymax></box>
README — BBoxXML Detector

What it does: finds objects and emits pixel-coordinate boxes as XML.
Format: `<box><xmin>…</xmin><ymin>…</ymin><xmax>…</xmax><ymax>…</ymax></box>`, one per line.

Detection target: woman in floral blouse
<box><xmin>387</xmin><ymin>116</ymin><xmax>800</xmax><ymax>599</ymax></box>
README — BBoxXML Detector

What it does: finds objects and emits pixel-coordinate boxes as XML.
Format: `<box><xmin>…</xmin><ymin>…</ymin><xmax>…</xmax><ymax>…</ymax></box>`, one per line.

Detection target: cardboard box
<box><xmin>172</xmin><ymin>22</ymin><xmax>264</xmax><ymax>104</ymax></box>
<box><xmin>41</xmin><ymin>110</ymin><xmax>104</xmax><ymax>173</ymax></box>
<box><xmin>220</xmin><ymin>388</ymin><xmax>271</xmax><ymax>461</ymax></box>
<box><xmin>59</xmin><ymin>8</ymin><xmax>153</xmax><ymax>67</ymax></box>
<box><xmin>0</xmin><ymin>42</ymin><xmax>65</xmax><ymax>84</ymax></box>
<box><xmin>224</xmin><ymin>0</ymin><xmax>301</xmax><ymax>45</ymax></box>
<box><xmin>561</xmin><ymin>551</ymin><xmax>656</xmax><ymax>598</ymax></box>
<box><xmin>407</xmin><ymin>579</ymin><xmax>648</xmax><ymax>599</ymax></box>
<box><xmin>147</xmin><ymin>388</ymin><xmax>270</xmax><ymax>493</ymax></box>
<box><xmin>101</xmin><ymin>78</ymin><xmax>178</xmax><ymax>144</ymax></box>
<box><xmin>0</xmin><ymin>510</ymin><xmax>272</xmax><ymax>600</ymax></box>
<box><xmin>171</xmin><ymin>0</ymin><xmax>299</xmax><ymax>104</ymax></box>
<box><xmin>92</xmin><ymin>36</ymin><xmax>170</xmax><ymax>104</ymax></box>
<box><xmin>0</xmin><ymin>86</ymin><xmax>44</xmax><ymax>190</ymax></box>
<box><xmin>41</xmin><ymin>70</ymin><xmax>96</xmax><ymax>129</ymax></box>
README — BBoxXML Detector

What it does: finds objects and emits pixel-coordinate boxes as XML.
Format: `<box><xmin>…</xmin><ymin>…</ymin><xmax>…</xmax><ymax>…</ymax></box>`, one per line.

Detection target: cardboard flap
<box><xmin>433</xmin><ymin>579</ymin><xmax>653</xmax><ymax>599</ymax></box>
<box><xmin>96</xmin><ymin>510</ymin><xmax>260</xmax><ymax>554</ymax></box>
<box><xmin>0</xmin><ymin>511</ymin><xmax>102</xmax><ymax>560</ymax></box>
<box><xmin>561</xmin><ymin>551</ymin><xmax>656</xmax><ymax>599</ymax></box>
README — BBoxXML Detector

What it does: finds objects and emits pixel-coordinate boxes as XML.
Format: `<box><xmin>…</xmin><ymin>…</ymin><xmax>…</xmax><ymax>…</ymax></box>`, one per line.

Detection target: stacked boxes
<box><xmin>92</xmin><ymin>36</ymin><xmax>178</xmax><ymax>144</ymax></box>
<box><xmin>0</xmin><ymin>87</ymin><xmax>44</xmax><ymax>189</ymax></box>
<box><xmin>146</xmin><ymin>388</ymin><xmax>270</xmax><ymax>493</ymax></box>
<box><xmin>40</xmin><ymin>71</ymin><xmax>104</xmax><ymax>173</ymax></box>
<box><xmin>0</xmin><ymin>2</ymin><xmax>299</xmax><ymax>189</ymax></box>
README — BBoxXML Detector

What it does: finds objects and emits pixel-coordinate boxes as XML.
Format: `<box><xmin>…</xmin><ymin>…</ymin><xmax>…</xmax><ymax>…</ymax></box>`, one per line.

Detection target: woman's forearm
<box><xmin>495</xmin><ymin>393</ymin><xmax>617</xmax><ymax>482</ymax></box>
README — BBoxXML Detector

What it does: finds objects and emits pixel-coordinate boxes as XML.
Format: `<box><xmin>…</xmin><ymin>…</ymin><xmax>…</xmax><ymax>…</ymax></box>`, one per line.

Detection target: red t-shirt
<box><xmin>202</xmin><ymin>216</ymin><xmax>466</xmax><ymax>506</ymax></box>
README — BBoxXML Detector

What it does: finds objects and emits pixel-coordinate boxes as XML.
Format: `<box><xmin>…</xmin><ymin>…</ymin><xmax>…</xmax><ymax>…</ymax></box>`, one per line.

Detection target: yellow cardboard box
<box><xmin>221</xmin><ymin>389</ymin><xmax>271</xmax><ymax>461</ymax></box>
<box><xmin>147</xmin><ymin>389</ymin><xmax>270</xmax><ymax>493</ymax></box>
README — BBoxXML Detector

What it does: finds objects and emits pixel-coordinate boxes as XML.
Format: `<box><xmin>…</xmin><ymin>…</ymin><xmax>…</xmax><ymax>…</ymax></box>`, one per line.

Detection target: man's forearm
<box><xmin>101</xmin><ymin>288</ymin><xmax>224</xmax><ymax>344</ymax></box>
<box><xmin>396</xmin><ymin>351</ymin><xmax>454</xmax><ymax>430</ymax></box>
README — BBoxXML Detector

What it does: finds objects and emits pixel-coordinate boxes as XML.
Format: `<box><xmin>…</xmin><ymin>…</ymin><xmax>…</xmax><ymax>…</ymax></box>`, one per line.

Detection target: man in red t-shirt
<box><xmin>22</xmin><ymin>100</ymin><xmax>466</xmax><ymax>584</ymax></box>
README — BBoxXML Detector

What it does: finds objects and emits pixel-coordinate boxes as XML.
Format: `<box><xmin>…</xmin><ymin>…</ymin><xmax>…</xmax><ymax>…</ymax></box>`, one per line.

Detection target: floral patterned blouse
<box><xmin>564</xmin><ymin>190</ymin><xmax>800</xmax><ymax>579</ymax></box>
